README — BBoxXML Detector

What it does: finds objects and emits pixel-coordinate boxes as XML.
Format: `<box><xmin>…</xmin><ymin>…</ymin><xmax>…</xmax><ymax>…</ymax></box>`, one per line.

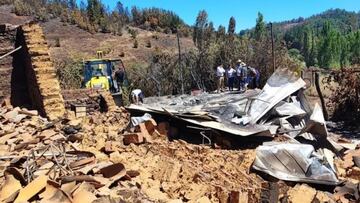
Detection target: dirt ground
<box><xmin>1</xmin><ymin>102</ymin><xmax>359</xmax><ymax>203</ymax></box>
<box><xmin>40</xmin><ymin>19</ymin><xmax>195</xmax><ymax>67</ymax></box>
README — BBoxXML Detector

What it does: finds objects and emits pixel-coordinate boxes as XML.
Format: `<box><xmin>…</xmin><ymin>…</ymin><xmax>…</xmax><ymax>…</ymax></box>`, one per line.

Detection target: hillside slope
<box><xmin>241</xmin><ymin>9</ymin><xmax>360</xmax><ymax>37</ymax></box>
<box><xmin>42</xmin><ymin>19</ymin><xmax>195</xmax><ymax>67</ymax></box>
<box><xmin>0</xmin><ymin>5</ymin><xmax>195</xmax><ymax>68</ymax></box>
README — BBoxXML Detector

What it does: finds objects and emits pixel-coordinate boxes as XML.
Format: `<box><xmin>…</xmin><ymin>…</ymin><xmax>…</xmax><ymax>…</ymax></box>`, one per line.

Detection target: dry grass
<box><xmin>41</xmin><ymin>19</ymin><xmax>195</xmax><ymax>68</ymax></box>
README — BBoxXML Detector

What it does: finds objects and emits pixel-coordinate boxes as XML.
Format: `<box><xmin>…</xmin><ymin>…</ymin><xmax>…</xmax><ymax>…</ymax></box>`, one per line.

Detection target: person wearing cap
<box><xmin>216</xmin><ymin>64</ymin><xmax>225</xmax><ymax>93</ymax></box>
<box><xmin>131</xmin><ymin>89</ymin><xmax>145</xmax><ymax>104</ymax></box>
<box><xmin>226</xmin><ymin>64</ymin><xmax>236</xmax><ymax>91</ymax></box>
<box><xmin>86</xmin><ymin>69</ymin><xmax>110</xmax><ymax>90</ymax></box>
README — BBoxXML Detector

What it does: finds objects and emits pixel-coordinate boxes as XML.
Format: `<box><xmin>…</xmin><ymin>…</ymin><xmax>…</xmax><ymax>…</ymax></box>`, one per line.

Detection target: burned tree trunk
<box><xmin>315</xmin><ymin>72</ymin><xmax>329</xmax><ymax>120</ymax></box>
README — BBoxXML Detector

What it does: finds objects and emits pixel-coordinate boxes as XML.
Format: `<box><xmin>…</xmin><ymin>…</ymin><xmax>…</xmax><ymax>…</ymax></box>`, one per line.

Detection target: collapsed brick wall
<box><xmin>0</xmin><ymin>23</ymin><xmax>65</xmax><ymax>120</ymax></box>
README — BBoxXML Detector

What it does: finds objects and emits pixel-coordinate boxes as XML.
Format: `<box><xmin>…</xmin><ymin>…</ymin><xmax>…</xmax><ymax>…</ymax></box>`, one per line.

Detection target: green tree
<box><xmin>318</xmin><ymin>21</ymin><xmax>341</xmax><ymax>68</ymax></box>
<box><xmin>79</xmin><ymin>0</ymin><xmax>86</xmax><ymax>13</ymax></box>
<box><xmin>87</xmin><ymin>0</ymin><xmax>105</xmax><ymax>25</ymax></box>
<box><xmin>302</xmin><ymin>26</ymin><xmax>317</xmax><ymax>67</ymax></box>
<box><xmin>193</xmin><ymin>10</ymin><xmax>209</xmax><ymax>51</ymax></box>
<box><xmin>254</xmin><ymin>12</ymin><xmax>266</xmax><ymax>41</ymax></box>
<box><xmin>339</xmin><ymin>35</ymin><xmax>350</xmax><ymax>67</ymax></box>
<box><xmin>349</xmin><ymin>31</ymin><xmax>360</xmax><ymax>64</ymax></box>
<box><xmin>216</xmin><ymin>25</ymin><xmax>226</xmax><ymax>40</ymax></box>
<box><xmin>228</xmin><ymin>16</ymin><xmax>236</xmax><ymax>34</ymax></box>
<box><xmin>131</xmin><ymin>6</ymin><xmax>142</xmax><ymax>25</ymax></box>
<box><xmin>68</xmin><ymin>0</ymin><xmax>76</xmax><ymax>9</ymax></box>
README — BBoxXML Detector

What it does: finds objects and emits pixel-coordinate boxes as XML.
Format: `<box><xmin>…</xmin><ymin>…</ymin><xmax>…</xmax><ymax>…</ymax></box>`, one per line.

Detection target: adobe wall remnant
<box><xmin>0</xmin><ymin>23</ymin><xmax>65</xmax><ymax>120</ymax></box>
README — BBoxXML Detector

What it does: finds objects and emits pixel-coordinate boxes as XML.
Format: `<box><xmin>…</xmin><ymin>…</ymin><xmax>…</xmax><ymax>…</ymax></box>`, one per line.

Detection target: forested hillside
<box><xmin>272</xmin><ymin>9</ymin><xmax>359</xmax><ymax>68</ymax></box>
<box><xmin>1</xmin><ymin>0</ymin><xmax>359</xmax><ymax>96</ymax></box>
<box><xmin>281</xmin><ymin>9</ymin><xmax>360</xmax><ymax>68</ymax></box>
<box><xmin>0</xmin><ymin>0</ymin><xmax>191</xmax><ymax>36</ymax></box>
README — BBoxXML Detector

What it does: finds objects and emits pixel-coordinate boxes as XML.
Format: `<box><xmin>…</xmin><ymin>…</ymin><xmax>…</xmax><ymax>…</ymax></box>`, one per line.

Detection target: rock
<box><xmin>14</xmin><ymin>175</ymin><xmax>48</xmax><ymax>203</ymax></box>
<box><xmin>346</xmin><ymin>167</ymin><xmax>360</xmax><ymax>183</ymax></box>
<box><xmin>314</xmin><ymin>191</ymin><xmax>334</xmax><ymax>203</ymax></box>
<box><xmin>229</xmin><ymin>191</ymin><xmax>248</xmax><ymax>203</ymax></box>
<box><xmin>39</xmin><ymin>129</ymin><xmax>57</xmax><ymax>139</ymax></box>
<box><xmin>39</xmin><ymin>184</ymin><xmax>58</xmax><ymax>200</ymax></box>
<box><xmin>144</xmin><ymin>118</ymin><xmax>157</xmax><ymax>134</ymax></box>
<box><xmin>19</xmin><ymin>108</ymin><xmax>38</xmax><ymax>116</ymax></box>
<box><xmin>196</xmin><ymin>196</ymin><xmax>212</xmax><ymax>203</ymax></box>
<box><xmin>123</xmin><ymin>133</ymin><xmax>143</xmax><ymax>145</ymax></box>
<box><xmin>287</xmin><ymin>184</ymin><xmax>316</xmax><ymax>203</ymax></box>
<box><xmin>0</xmin><ymin>174</ymin><xmax>22</xmax><ymax>201</ymax></box>
<box><xmin>68</xmin><ymin>119</ymin><xmax>82</xmax><ymax>127</ymax></box>
<box><xmin>215</xmin><ymin>186</ymin><xmax>229</xmax><ymax>203</ymax></box>
<box><xmin>354</xmin><ymin>156</ymin><xmax>360</xmax><ymax>167</ymax></box>
<box><xmin>184</xmin><ymin>183</ymin><xmax>208</xmax><ymax>201</ymax></box>
<box><xmin>73</xmin><ymin>189</ymin><xmax>97</xmax><ymax>203</ymax></box>
<box><xmin>109</xmin><ymin>151</ymin><xmax>123</xmax><ymax>163</ymax></box>
<box><xmin>61</xmin><ymin>181</ymin><xmax>77</xmax><ymax>194</ymax></box>
<box><xmin>3</xmin><ymin>107</ymin><xmax>19</xmax><ymax>121</ymax></box>
<box><xmin>13</xmin><ymin>114</ymin><xmax>27</xmax><ymax>123</ymax></box>
<box><xmin>168</xmin><ymin>199</ymin><xmax>183</xmax><ymax>203</ymax></box>
<box><xmin>0</xmin><ymin>131</ymin><xmax>19</xmax><ymax>144</ymax></box>
<box><xmin>139</xmin><ymin>123</ymin><xmax>153</xmax><ymax>142</ymax></box>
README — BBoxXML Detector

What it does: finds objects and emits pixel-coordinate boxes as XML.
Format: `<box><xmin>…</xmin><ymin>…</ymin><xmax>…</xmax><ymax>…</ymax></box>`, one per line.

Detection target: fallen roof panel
<box><xmin>248</xmin><ymin>69</ymin><xmax>306</xmax><ymax>124</ymax></box>
<box><xmin>252</xmin><ymin>143</ymin><xmax>339</xmax><ymax>185</ymax></box>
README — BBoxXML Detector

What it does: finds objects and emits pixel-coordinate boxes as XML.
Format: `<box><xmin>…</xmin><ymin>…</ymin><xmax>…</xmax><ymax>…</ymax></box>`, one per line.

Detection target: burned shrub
<box><xmin>54</xmin><ymin>58</ymin><xmax>83</xmax><ymax>89</ymax></box>
<box><xmin>325</xmin><ymin>68</ymin><xmax>360</xmax><ymax>125</ymax></box>
<box><xmin>133</xmin><ymin>39</ymin><xmax>138</xmax><ymax>48</ymax></box>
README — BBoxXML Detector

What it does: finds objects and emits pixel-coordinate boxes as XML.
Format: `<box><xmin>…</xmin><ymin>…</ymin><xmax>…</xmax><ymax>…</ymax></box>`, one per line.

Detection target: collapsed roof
<box><xmin>127</xmin><ymin>68</ymin><xmax>342</xmax><ymax>185</ymax></box>
<box><xmin>128</xmin><ymin>69</ymin><xmax>321</xmax><ymax>139</ymax></box>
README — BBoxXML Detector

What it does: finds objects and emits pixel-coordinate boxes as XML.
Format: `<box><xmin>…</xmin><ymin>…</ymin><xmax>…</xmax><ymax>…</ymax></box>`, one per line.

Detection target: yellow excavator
<box><xmin>81</xmin><ymin>51</ymin><xmax>128</xmax><ymax>106</ymax></box>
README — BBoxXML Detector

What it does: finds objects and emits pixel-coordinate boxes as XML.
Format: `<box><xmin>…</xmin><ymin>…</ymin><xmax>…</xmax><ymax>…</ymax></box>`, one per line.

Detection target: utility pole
<box><xmin>270</xmin><ymin>22</ymin><xmax>276</xmax><ymax>72</ymax></box>
<box><xmin>177</xmin><ymin>29</ymin><xmax>184</xmax><ymax>95</ymax></box>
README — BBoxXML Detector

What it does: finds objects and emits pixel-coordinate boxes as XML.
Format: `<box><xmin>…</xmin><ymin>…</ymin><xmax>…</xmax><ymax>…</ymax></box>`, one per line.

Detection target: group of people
<box><xmin>87</xmin><ymin>59</ymin><xmax>261</xmax><ymax>105</ymax></box>
<box><xmin>216</xmin><ymin>59</ymin><xmax>260</xmax><ymax>93</ymax></box>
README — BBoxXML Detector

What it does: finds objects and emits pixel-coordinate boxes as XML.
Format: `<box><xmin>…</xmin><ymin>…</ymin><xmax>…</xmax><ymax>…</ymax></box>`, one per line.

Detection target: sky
<box><xmin>101</xmin><ymin>0</ymin><xmax>360</xmax><ymax>31</ymax></box>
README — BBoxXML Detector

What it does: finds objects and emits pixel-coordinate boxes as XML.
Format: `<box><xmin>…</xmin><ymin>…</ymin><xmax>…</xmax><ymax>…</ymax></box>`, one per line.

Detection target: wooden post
<box><xmin>315</xmin><ymin>72</ymin><xmax>329</xmax><ymax>120</ymax></box>
<box><xmin>177</xmin><ymin>30</ymin><xmax>184</xmax><ymax>95</ymax></box>
<box><xmin>270</xmin><ymin>23</ymin><xmax>276</xmax><ymax>73</ymax></box>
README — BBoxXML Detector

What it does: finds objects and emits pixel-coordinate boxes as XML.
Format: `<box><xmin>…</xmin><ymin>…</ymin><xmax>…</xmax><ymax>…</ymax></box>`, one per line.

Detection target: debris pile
<box><xmin>62</xmin><ymin>90</ymin><xmax>117</xmax><ymax>114</ymax></box>
<box><xmin>0</xmin><ymin>104</ymin><xmax>263</xmax><ymax>202</ymax></box>
<box><xmin>0</xmin><ymin>104</ymin><xmax>154</xmax><ymax>202</ymax></box>
<box><xmin>111</xmin><ymin>140</ymin><xmax>264</xmax><ymax>202</ymax></box>
<box><xmin>126</xmin><ymin>68</ymin><xmax>360</xmax><ymax>202</ymax></box>
<box><xmin>0</xmin><ymin>68</ymin><xmax>359</xmax><ymax>202</ymax></box>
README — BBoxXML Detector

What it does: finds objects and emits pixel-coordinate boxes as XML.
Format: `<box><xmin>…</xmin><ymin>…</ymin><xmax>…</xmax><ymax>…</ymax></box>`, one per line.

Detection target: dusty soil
<box><xmin>0</xmin><ymin>5</ymin><xmax>195</xmax><ymax>69</ymax></box>
<box><xmin>40</xmin><ymin>19</ymin><xmax>195</xmax><ymax>67</ymax></box>
<box><xmin>0</xmin><ymin>5</ymin><xmax>32</xmax><ymax>25</ymax></box>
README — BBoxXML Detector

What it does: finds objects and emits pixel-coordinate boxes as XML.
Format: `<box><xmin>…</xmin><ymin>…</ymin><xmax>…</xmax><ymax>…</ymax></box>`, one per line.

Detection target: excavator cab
<box><xmin>83</xmin><ymin>59</ymin><xmax>115</xmax><ymax>91</ymax></box>
<box><xmin>83</xmin><ymin>52</ymin><xmax>127</xmax><ymax>106</ymax></box>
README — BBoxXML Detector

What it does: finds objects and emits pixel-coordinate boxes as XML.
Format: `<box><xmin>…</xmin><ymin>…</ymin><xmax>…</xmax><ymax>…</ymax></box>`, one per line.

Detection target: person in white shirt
<box><xmin>131</xmin><ymin>89</ymin><xmax>144</xmax><ymax>105</ymax></box>
<box><xmin>226</xmin><ymin>65</ymin><xmax>236</xmax><ymax>91</ymax></box>
<box><xmin>236</xmin><ymin>59</ymin><xmax>243</xmax><ymax>91</ymax></box>
<box><xmin>216</xmin><ymin>64</ymin><xmax>225</xmax><ymax>93</ymax></box>
<box><xmin>239</xmin><ymin>62</ymin><xmax>248</xmax><ymax>92</ymax></box>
